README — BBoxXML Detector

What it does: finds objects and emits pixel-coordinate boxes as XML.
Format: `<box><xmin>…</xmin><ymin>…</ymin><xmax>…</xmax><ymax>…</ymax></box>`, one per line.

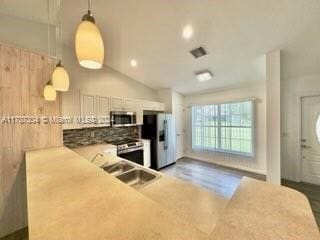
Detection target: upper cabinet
<box><xmin>96</xmin><ymin>95</ymin><xmax>111</xmax><ymax>127</ymax></box>
<box><xmin>111</xmin><ymin>97</ymin><xmax>143</xmax><ymax>112</ymax></box>
<box><xmin>142</xmin><ymin>100</ymin><xmax>165</xmax><ymax>111</ymax></box>
<box><xmin>123</xmin><ymin>98</ymin><xmax>140</xmax><ymax>111</ymax></box>
<box><xmin>81</xmin><ymin>93</ymin><xmax>96</xmax><ymax>117</ymax></box>
<box><xmin>80</xmin><ymin>91</ymin><xmax>111</xmax><ymax>128</ymax></box>
<box><xmin>111</xmin><ymin>97</ymin><xmax>124</xmax><ymax>111</ymax></box>
<box><xmin>64</xmin><ymin>91</ymin><xmax>165</xmax><ymax>129</ymax></box>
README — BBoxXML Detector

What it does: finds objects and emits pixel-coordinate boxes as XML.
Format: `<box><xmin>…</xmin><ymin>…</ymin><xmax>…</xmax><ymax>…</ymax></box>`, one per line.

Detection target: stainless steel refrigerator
<box><xmin>142</xmin><ymin>113</ymin><xmax>176</xmax><ymax>170</ymax></box>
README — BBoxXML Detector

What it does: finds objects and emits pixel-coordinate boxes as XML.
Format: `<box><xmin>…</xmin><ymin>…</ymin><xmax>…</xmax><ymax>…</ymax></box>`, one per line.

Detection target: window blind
<box><xmin>192</xmin><ymin>100</ymin><xmax>254</xmax><ymax>157</ymax></box>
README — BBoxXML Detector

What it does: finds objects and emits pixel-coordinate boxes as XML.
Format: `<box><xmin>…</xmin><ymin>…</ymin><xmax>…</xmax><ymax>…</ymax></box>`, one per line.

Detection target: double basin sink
<box><xmin>102</xmin><ymin>161</ymin><xmax>160</xmax><ymax>189</ymax></box>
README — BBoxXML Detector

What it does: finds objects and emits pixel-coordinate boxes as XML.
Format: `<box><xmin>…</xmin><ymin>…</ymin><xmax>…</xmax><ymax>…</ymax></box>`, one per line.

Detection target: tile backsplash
<box><xmin>63</xmin><ymin>126</ymin><xmax>139</xmax><ymax>148</ymax></box>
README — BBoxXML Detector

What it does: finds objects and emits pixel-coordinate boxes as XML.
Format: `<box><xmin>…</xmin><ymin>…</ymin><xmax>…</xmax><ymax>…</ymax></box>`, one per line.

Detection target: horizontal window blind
<box><xmin>192</xmin><ymin>100</ymin><xmax>254</xmax><ymax>157</ymax></box>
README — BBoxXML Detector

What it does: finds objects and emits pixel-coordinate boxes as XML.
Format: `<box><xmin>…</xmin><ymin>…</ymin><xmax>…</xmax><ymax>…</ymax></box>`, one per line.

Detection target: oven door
<box><xmin>111</xmin><ymin>111</ymin><xmax>137</xmax><ymax>127</ymax></box>
<box><xmin>118</xmin><ymin>149</ymin><xmax>144</xmax><ymax>166</ymax></box>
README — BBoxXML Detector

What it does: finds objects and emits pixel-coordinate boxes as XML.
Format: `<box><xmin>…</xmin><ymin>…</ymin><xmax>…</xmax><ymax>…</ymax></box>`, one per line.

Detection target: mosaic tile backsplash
<box><xmin>63</xmin><ymin>126</ymin><xmax>139</xmax><ymax>148</ymax></box>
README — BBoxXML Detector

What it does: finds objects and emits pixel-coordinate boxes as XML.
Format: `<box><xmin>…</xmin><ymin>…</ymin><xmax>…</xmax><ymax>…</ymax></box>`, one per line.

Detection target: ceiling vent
<box><xmin>190</xmin><ymin>47</ymin><xmax>207</xmax><ymax>58</ymax></box>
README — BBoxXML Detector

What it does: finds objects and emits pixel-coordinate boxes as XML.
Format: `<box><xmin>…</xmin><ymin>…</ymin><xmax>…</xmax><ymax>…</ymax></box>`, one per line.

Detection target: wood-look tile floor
<box><xmin>0</xmin><ymin>228</ymin><xmax>28</xmax><ymax>240</ymax></box>
<box><xmin>161</xmin><ymin>157</ymin><xmax>320</xmax><ymax>228</ymax></box>
<box><xmin>161</xmin><ymin>157</ymin><xmax>265</xmax><ymax>199</ymax></box>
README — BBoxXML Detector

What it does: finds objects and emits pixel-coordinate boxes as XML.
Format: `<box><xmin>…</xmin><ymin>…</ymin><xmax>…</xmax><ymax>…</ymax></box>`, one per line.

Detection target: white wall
<box><xmin>157</xmin><ymin>89</ymin><xmax>184</xmax><ymax>113</ymax></box>
<box><xmin>183</xmin><ymin>83</ymin><xmax>267</xmax><ymax>174</ymax></box>
<box><xmin>266</xmin><ymin>50</ymin><xmax>281</xmax><ymax>185</ymax></box>
<box><xmin>281</xmin><ymin>74</ymin><xmax>320</xmax><ymax>181</ymax></box>
<box><xmin>61</xmin><ymin>47</ymin><xmax>159</xmax><ymax>124</ymax></box>
<box><xmin>157</xmin><ymin>89</ymin><xmax>173</xmax><ymax>112</ymax></box>
<box><xmin>0</xmin><ymin>13</ymin><xmax>56</xmax><ymax>56</ymax></box>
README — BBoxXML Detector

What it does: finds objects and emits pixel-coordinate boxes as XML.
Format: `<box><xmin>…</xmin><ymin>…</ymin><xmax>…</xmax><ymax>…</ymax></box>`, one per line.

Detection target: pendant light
<box><xmin>52</xmin><ymin>61</ymin><xmax>69</xmax><ymax>91</ymax></box>
<box><xmin>75</xmin><ymin>0</ymin><xmax>104</xmax><ymax>69</ymax></box>
<box><xmin>44</xmin><ymin>81</ymin><xmax>57</xmax><ymax>101</ymax></box>
<box><xmin>52</xmin><ymin>0</ymin><xmax>70</xmax><ymax>91</ymax></box>
<box><xmin>43</xmin><ymin>0</ymin><xmax>57</xmax><ymax>101</ymax></box>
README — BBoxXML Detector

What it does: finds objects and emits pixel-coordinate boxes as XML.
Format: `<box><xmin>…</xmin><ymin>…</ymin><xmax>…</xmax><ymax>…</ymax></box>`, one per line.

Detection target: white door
<box><xmin>175</xmin><ymin>104</ymin><xmax>184</xmax><ymax>159</ymax></box>
<box><xmin>301</xmin><ymin>96</ymin><xmax>320</xmax><ymax>185</ymax></box>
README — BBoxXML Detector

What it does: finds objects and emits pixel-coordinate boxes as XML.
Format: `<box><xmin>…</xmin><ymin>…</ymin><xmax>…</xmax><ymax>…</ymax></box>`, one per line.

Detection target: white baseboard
<box><xmin>182</xmin><ymin>154</ymin><xmax>267</xmax><ymax>175</ymax></box>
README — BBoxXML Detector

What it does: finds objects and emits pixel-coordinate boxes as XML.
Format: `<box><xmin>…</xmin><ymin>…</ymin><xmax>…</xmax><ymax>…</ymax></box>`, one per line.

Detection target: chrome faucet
<box><xmin>91</xmin><ymin>153</ymin><xmax>104</xmax><ymax>163</ymax></box>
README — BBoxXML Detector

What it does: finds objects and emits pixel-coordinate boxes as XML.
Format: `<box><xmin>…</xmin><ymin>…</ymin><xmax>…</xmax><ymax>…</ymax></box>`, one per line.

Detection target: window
<box><xmin>192</xmin><ymin>100</ymin><xmax>254</xmax><ymax>156</ymax></box>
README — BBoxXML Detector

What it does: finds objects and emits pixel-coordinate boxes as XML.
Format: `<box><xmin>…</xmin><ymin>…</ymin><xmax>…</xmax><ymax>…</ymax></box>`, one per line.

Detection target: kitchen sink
<box><xmin>103</xmin><ymin>161</ymin><xmax>135</xmax><ymax>176</ymax></box>
<box><xmin>116</xmin><ymin>169</ymin><xmax>160</xmax><ymax>189</ymax></box>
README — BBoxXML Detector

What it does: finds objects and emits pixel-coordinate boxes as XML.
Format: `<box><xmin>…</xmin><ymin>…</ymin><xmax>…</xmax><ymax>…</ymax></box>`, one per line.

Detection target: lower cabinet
<box><xmin>141</xmin><ymin>139</ymin><xmax>151</xmax><ymax>168</ymax></box>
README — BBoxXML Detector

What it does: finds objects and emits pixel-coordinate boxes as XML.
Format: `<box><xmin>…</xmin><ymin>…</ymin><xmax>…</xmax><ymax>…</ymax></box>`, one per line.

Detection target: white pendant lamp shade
<box><xmin>44</xmin><ymin>83</ymin><xmax>57</xmax><ymax>101</ymax></box>
<box><xmin>52</xmin><ymin>61</ymin><xmax>70</xmax><ymax>91</ymax></box>
<box><xmin>75</xmin><ymin>11</ymin><xmax>104</xmax><ymax>69</ymax></box>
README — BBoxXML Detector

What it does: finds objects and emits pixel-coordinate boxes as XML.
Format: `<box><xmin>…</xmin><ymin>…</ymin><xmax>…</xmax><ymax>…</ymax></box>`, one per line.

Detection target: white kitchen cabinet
<box><xmin>142</xmin><ymin>100</ymin><xmax>165</xmax><ymax>111</ymax></box>
<box><xmin>140</xmin><ymin>139</ymin><xmax>151</xmax><ymax>168</ymax></box>
<box><xmin>154</xmin><ymin>102</ymin><xmax>165</xmax><ymax>111</ymax></box>
<box><xmin>80</xmin><ymin>92</ymin><xmax>96</xmax><ymax>128</ymax></box>
<box><xmin>123</xmin><ymin>98</ymin><xmax>144</xmax><ymax>125</ymax></box>
<box><xmin>80</xmin><ymin>92</ymin><xmax>111</xmax><ymax>128</ymax></box>
<box><xmin>111</xmin><ymin>97</ymin><xmax>124</xmax><ymax>111</ymax></box>
<box><xmin>123</xmin><ymin>98</ymin><xmax>139</xmax><ymax>111</ymax></box>
<box><xmin>136</xmin><ymin>109</ymin><xmax>144</xmax><ymax>125</ymax></box>
<box><xmin>81</xmin><ymin>93</ymin><xmax>96</xmax><ymax>116</ymax></box>
<box><xmin>96</xmin><ymin>96</ymin><xmax>111</xmax><ymax>127</ymax></box>
<box><xmin>74</xmin><ymin>92</ymin><xmax>165</xmax><ymax>129</ymax></box>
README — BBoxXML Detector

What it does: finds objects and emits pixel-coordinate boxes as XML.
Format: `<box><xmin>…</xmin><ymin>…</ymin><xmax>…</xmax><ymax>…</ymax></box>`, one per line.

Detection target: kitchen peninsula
<box><xmin>26</xmin><ymin>147</ymin><xmax>320</xmax><ymax>240</ymax></box>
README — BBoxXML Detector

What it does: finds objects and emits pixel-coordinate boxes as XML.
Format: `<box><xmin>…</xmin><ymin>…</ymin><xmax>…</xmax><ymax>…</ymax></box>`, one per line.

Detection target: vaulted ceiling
<box><xmin>1</xmin><ymin>0</ymin><xmax>320</xmax><ymax>95</ymax></box>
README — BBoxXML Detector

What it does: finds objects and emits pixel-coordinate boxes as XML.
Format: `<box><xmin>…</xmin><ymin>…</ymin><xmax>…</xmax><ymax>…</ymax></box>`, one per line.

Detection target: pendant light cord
<box><xmin>47</xmin><ymin>0</ymin><xmax>51</xmax><ymax>58</ymax></box>
<box><xmin>58</xmin><ymin>0</ymin><xmax>62</xmax><ymax>61</ymax></box>
<box><xmin>88</xmin><ymin>0</ymin><xmax>92</xmax><ymax>12</ymax></box>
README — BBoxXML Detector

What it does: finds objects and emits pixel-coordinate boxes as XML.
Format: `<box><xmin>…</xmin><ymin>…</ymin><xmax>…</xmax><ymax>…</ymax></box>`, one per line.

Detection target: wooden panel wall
<box><xmin>0</xmin><ymin>43</ymin><xmax>63</xmax><ymax>237</ymax></box>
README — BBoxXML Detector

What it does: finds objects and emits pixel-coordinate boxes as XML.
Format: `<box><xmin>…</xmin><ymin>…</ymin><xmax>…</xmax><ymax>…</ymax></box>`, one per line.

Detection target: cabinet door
<box><xmin>111</xmin><ymin>97</ymin><xmax>124</xmax><ymax>111</ymax></box>
<box><xmin>124</xmin><ymin>98</ymin><xmax>144</xmax><ymax>125</ymax></box>
<box><xmin>81</xmin><ymin>92</ymin><xmax>96</xmax><ymax>128</ymax></box>
<box><xmin>81</xmin><ymin>94</ymin><xmax>96</xmax><ymax>117</ymax></box>
<box><xmin>136</xmin><ymin>109</ymin><xmax>144</xmax><ymax>125</ymax></box>
<box><xmin>141</xmin><ymin>100</ymin><xmax>165</xmax><ymax>111</ymax></box>
<box><xmin>141</xmin><ymin>100</ymin><xmax>155</xmax><ymax>111</ymax></box>
<box><xmin>143</xmin><ymin>142</ymin><xmax>151</xmax><ymax>168</ymax></box>
<box><xmin>123</xmin><ymin>98</ymin><xmax>138</xmax><ymax>111</ymax></box>
<box><xmin>154</xmin><ymin>102</ymin><xmax>165</xmax><ymax>111</ymax></box>
<box><xmin>96</xmin><ymin>96</ymin><xmax>111</xmax><ymax>126</ymax></box>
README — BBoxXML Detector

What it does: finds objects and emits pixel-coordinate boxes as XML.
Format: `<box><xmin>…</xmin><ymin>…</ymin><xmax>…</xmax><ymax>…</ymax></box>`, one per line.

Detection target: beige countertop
<box><xmin>211</xmin><ymin>177</ymin><xmax>320</xmax><ymax>240</ymax></box>
<box><xmin>26</xmin><ymin>146</ymin><xmax>320</xmax><ymax>240</ymax></box>
<box><xmin>72</xmin><ymin>144</ymin><xmax>117</xmax><ymax>167</ymax></box>
<box><xmin>73</xmin><ymin>144</ymin><xmax>229</xmax><ymax>234</ymax></box>
<box><xmin>140</xmin><ymin>175</ymin><xmax>228</xmax><ymax>234</ymax></box>
<box><xmin>26</xmin><ymin>147</ymin><xmax>208</xmax><ymax>240</ymax></box>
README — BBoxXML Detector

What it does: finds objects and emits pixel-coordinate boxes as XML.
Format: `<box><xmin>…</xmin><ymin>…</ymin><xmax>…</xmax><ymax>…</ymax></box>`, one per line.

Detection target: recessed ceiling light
<box><xmin>196</xmin><ymin>71</ymin><xmax>213</xmax><ymax>82</ymax></box>
<box><xmin>130</xmin><ymin>59</ymin><xmax>137</xmax><ymax>67</ymax></box>
<box><xmin>182</xmin><ymin>25</ymin><xmax>193</xmax><ymax>39</ymax></box>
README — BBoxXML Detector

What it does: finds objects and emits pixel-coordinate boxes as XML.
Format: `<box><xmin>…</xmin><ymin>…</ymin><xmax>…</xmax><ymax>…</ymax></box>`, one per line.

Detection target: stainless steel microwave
<box><xmin>110</xmin><ymin>111</ymin><xmax>137</xmax><ymax>127</ymax></box>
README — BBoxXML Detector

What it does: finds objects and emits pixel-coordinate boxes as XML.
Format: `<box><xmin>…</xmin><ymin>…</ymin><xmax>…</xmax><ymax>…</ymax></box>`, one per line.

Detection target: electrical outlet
<box><xmin>90</xmin><ymin>131</ymin><xmax>95</xmax><ymax>138</ymax></box>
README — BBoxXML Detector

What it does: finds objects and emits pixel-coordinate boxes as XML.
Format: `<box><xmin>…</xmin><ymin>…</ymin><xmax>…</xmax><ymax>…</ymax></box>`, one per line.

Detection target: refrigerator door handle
<box><xmin>164</xmin><ymin>120</ymin><xmax>168</xmax><ymax>150</ymax></box>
